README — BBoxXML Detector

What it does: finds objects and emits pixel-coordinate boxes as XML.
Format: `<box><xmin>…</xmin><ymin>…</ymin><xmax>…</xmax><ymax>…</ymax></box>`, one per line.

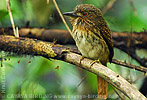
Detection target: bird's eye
<box><xmin>83</xmin><ymin>12</ymin><xmax>88</xmax><ymax>16</ymax></box>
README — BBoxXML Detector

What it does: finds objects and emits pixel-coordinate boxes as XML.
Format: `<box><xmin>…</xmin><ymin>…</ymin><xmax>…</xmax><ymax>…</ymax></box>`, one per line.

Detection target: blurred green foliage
<box><xmin>0</xmin><ymin>0</ymin><xmax>147</xmax><ymax>100</ymax></box>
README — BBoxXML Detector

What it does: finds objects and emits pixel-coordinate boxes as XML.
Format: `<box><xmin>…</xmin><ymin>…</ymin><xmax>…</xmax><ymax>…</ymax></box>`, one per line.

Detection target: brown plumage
<box><xmin>63</xmin><ymin>4</ymin><xmax>114</xmax><ymax>99</ymax></box>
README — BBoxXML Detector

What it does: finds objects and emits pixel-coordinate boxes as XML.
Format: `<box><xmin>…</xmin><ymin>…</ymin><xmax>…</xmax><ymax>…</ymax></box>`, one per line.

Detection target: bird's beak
<box><xmin>63</xmin><ymin>12</ymin><xmax>80</xmax><ymax>17</ymax></box>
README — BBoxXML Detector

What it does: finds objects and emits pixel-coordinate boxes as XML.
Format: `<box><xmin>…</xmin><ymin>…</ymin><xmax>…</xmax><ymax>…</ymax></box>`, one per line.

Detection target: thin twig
<box><xmin>52</xmin><ymin>0</ymin><xmax>72</xmax><ymax>35</ymax></box>
<box><xmin>72</xmin><ymin>74</ymin><xmax>87</xmax><ymax>93</ymax></box>
<box><xmin>129</xmin><ymin>0</ymin><xmax>137</xmax><ymax>16</ymax></box>
<box><xmin>16</xmin><ymin>27</ymin><xmax>19</xmax><ymax>37</ymax></box>
<box><xmin>102</xmin><ymin>0</ymin><xmax>117</xmax><ymax>14</ymax></box>
<box><xmin>112</xmin><ymin>59</ymin><xmax>147</xmax><ymax>73</ymax></box>
<box><xmin>110</xmin><ymin>84</ymin><xmax>125</xmax><ymax>100</ymax></box>
<box><xmin>6</xmin><ymin>0</ymin><xmax>19</xmax><ymax>37</ymax></box>
<box><xmin>47</xmin><ymin>0</ymin><xmax>49</xmax><ymax>4</ymax></box>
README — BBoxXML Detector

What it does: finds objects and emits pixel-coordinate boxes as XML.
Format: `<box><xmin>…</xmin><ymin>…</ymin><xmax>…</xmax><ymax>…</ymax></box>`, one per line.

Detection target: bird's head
<box><xmin>63</xmin><ymin>4</ymin><xmax>105</xmax><ymax>29</ymax></box>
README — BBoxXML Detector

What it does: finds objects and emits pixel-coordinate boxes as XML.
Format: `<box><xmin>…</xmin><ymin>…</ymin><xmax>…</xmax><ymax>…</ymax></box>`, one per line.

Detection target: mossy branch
<box><xmin>0</xmin><ymin>35</ymin><xmax>146</xmax><ymax>100</ymax></box>
<box><xmin>1</xmin><ymin>27</ymin><xmax>146</xmax><ymax>67</ymax></box>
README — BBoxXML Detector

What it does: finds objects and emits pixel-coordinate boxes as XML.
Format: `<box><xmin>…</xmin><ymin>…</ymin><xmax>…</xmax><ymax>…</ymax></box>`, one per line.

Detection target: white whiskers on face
<box><xmin>73</xmin><ymin>18</ymin><xmax>79</xmax><ymax>25</ymax></box>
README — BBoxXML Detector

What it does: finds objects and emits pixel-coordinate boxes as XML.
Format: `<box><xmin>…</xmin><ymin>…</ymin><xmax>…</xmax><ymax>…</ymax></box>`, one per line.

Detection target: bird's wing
<box><xmin>99</xmin><ymin>24</ymin><xmax>114</xmax><ymax>63</ymax></box>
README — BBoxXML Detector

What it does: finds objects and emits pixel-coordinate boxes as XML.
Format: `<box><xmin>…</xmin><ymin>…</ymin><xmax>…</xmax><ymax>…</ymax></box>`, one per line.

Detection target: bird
<box><xmin>63</xmin><ymin>4</ymin><xmax>114</xmax><ymax>99</ymax></box>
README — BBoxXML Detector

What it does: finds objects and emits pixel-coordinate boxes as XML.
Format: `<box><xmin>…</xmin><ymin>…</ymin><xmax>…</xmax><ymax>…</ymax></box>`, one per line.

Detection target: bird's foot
<box><xmin>80</xmin><ymin>56</ymin><xmax>85</xmax><ymax>65</ymax></box>
<box><xmin>61</xmin><ymin>49</ymin><xmax>70</xmax><ymax>54</ymax></box>
<box><xmin>90</xmin><ymin>59</ymin><xmax>101</xmax><ymax>69</ymax></box>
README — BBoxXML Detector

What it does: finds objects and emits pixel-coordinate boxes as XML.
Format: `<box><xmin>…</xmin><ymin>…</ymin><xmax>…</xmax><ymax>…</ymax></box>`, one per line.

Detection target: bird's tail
<box><xmin>97</xmin><ymin>75</ymin><xmax>108</xmax><ymax>99</ymax></box>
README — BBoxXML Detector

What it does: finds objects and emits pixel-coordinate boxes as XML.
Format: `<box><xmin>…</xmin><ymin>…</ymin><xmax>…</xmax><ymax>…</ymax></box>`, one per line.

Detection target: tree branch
<box><xmin>112</xmin><ymin>59</ymin><xmax>147</xmax><ymax>73</ymax></box>
<box><xmin>0</xmin><ymin>35</ymin><xmax>146</xmax><ymax>99</ymax></box>
<box><xmin>0</xmin><ymin>34</ymin><xmax>146</xmax><ymax>73</ymax></box>
<box><xmin>1</xmin><ymin>28</ymin><xmax>146</xmax><ymax>46</ymax></box>
<box><xmin>6</xmin><ymin>0</ymin><xmax>19</xmax><ymax>37</ymax></box>
<box><xmin>102</xmin><ymin>0</ymin><xmax>117</xmax><ymax>14</ymax></box>
<box><xmin>0</xmin><ymin>27</ymin><xmax>146</xmax><ymax>67</ymax></box>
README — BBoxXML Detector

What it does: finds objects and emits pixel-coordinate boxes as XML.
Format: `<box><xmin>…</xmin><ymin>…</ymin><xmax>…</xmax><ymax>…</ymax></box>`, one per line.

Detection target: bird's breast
<box><xmin>72</xmin><ymin>27</ymin><xmax>109</xmax><ymax>64</ymax></box>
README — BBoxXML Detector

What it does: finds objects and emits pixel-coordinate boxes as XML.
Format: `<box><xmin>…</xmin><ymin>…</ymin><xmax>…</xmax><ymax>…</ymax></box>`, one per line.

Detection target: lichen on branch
<box><xmin>0</xmin><ymin>35</ymin><xmax>57</xmax><ymax>58</ymax></box>
<box><xmin>0</xmin><ymin>35</ymin><xmax>146</xmax><ymax>100</ymax></box>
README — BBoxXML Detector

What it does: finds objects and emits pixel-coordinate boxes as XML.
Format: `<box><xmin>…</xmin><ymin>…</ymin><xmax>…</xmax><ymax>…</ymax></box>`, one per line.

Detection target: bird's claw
<box><xmin>61</xmin><ymin>49</ymin><xmax>70</xmax><ymax>53</ymax></box>
<box><xmin>90</xmin><ymin>59</ymin><xmax>101</xmax><ymax>69</ymax></box>
<box><xmin>80</xmin><ymin>56</ymin><xmax>85</xmax><ymax>65</ymax></box>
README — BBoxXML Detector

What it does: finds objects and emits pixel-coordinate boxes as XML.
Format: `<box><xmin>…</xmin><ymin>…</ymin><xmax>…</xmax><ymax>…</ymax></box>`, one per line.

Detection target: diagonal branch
<box><xmin>102</xmin><ymin>0</ymin><xmax>117</xmax><ymax>14</ymax></box>
<box><xmin>0</xmin><ymin>35</ymin><xmax>146</xmax><ymax>100</ymax></box>
<box><xmin>112</xmin><ymin>59</ymin><xmax>147</xmax><ymax>73</ymax></box>
<box><xmin>0</xmin><ymin>28</ymin><xmax>147</xmax><ymax>71</ymax></box>
<box><xmin>6</xmin><ymin>0</ymin><xmax>19</xmax><ymax>37</ymax></box>
<box><xmin>129</xmin><ymin>0</ymin><xmax>137</xmax><ymax>16</ymax></box>
<box><xmin>0</xmin><ymin>28</ymin><xmax>146</xmax><ymax>67</ymax></box>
